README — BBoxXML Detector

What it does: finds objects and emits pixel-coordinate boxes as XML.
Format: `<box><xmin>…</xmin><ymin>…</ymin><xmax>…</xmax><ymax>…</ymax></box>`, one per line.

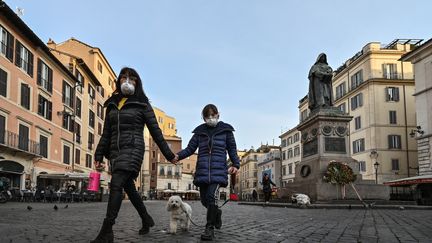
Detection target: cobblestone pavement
<box><xmin>0</xmin><ymin>200</ymin><xmax>432</xmax><ymax>243</ymax></box>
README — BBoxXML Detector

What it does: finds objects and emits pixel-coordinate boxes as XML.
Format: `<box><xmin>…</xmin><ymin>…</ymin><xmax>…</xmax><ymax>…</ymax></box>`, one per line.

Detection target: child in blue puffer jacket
<box><xmin>174</xmin><ymin>104</ymin><xmax>240</xmax><ymax>241</ymax></box>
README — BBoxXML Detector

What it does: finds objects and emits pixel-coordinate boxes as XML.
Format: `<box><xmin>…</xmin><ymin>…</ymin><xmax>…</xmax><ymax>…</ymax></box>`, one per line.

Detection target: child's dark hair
<box><xmin>202</xmin><ymin>104</ymin><xmax>219</xmax><ymax>118</ymax></box>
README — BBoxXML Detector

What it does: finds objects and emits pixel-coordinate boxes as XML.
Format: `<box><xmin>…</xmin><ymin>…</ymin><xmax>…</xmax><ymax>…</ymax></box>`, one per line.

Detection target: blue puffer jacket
<box><xmin>177</xmin><ymin>121</ymin><xmax>240</xmax><ymax>187</ymax></box>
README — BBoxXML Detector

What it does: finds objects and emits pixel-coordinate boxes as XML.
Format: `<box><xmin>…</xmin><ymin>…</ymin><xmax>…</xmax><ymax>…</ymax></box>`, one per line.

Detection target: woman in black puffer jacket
<box><xmin>91</xmin><ymin>67</ymin><xmax>176</xmax><ymax>243</ymax></box>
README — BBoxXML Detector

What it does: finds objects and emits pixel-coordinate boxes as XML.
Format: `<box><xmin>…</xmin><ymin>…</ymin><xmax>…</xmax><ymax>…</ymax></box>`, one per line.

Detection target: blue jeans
<box><xmin>199</xmin><ymin>183</ymin><xmax>220</xmax><ymax>208</ymax></box>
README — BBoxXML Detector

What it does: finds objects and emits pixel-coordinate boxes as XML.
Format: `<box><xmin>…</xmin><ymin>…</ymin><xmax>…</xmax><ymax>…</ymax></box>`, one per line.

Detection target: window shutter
<box><xmin>0</xmin><ymin>69</ymin><xmax>7</xmax><ymax>97</ymax></box>
<box><xmin>382</xmin><ymin>64</ymin><xmax>387</xmax><ymax>78</ymax></box>
<box><xmin>388</xmin><ymin>135</ymin><xmax>392</xmax><ymax>149</ymax></box>
<box><xmin>395</xmin><ymin>88</ymin><xmax>400</xmax><ymax>101</ymax></box>
<box><xmin>62</xmin><ymin>81</ymin><xmax>65</xmax><ymax>103</ymax></box>
<box><xmin>359</xmin><ymin>93</ymin><xmax>363</xmax><ymax>107</ymax></box>
<box><xmin>48</xmin><ymin>68</ymin><xmax>53</xmax><ymax>93</ymax></box>
<box><xmin>48</xmin><ymin>101</ymin><xmax>52</xmax><ymax>120</ymax></box>
<box><xmin>15</xmin><ymin>40</ymin><xmax>21</xmax><ymax>67</ymax></box>
<box><xmin>6</xmin><ymin>32</ymin><xmax>14</xmax><ymax>62</ymax></box>
<box><xmin>37</xmin><ymin>59</ymin><xmax>42</xmax><ymax>86</ymax></box>
<box><xmin>37</xmin><ymin>95</ymin><xmax>43</xmax><ymax>115</ymax></box>
<box><xmin>385</xmin><ymin>87</ymin><xmax>389</xmax><ymax>101</ymax></box>
<box><xmin>27</xmin><ymin>51</ymin><xmax>34</xmax><ymax>77</ymax></box>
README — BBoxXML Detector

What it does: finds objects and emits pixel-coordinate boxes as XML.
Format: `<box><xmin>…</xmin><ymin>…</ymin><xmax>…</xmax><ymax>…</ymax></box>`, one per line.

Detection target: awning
<box><xmin>163</xmin><ymin>189</ymin><xmax>174</xmax><ymax>193</ymax></box>
<box><xmin>384</xmin><ymin>175</ymin><xmax>432</xmax><ymax>186</ymax></box>
<box><xmin>38</xmin><ymin>172</ymin><xmax>90</xmax><ymax>180</ymax></box>
<box><xmin>186</xmin><ymin>190</ymin><xmax>200</xmax><ymax>194</ymax></box>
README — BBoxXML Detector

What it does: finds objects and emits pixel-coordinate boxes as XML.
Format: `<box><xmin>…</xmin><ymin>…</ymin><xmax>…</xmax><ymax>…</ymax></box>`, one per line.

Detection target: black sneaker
<box><xmin>201</xmin><ymin>226</ymin><xmax>215</xmax><ymax>241</ymax></box>
<box><xmin>215</xmin><ymin>209</ymin><xmax>222</xmax><ymax>229</ymax></box>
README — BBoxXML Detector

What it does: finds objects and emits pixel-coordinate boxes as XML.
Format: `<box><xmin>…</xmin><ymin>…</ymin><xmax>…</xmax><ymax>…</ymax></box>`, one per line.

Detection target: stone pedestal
<box><xmin>282</xmin><ymin>108</ymin><xmax>389</xmax><ymax>201</ymax></box>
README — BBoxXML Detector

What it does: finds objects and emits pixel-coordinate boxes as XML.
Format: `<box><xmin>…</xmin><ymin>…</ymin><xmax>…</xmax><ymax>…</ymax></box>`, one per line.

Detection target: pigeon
<box><xmin>54</xmin><ymin>205</ymin><xmax>58</xmax><ymax>211</ymax></box>
<box><xmin>64</xmin><ymin>205</ymin><xmax>68</xmax><ymax>209</ymax></box>
<box><xmin>27</xmin><ymin>206</ymin><xmax>32</xmax><ymax>211</ymax></box>
<box><xmin>399</xmin><ymin>206</ymin><xmax>405</xmax><ymax>210</ymax></box>
<box><xmin>348</xmin><ymin>204</ymin><xmax>352</xmax><ymax>210</ymax></box>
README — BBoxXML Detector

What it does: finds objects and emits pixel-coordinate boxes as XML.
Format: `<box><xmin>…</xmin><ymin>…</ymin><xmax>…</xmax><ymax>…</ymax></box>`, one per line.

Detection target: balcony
<box><xmin>0</xmin><ymin>130</ymin><xmax>40</xmax><ymax>157</ymax></box>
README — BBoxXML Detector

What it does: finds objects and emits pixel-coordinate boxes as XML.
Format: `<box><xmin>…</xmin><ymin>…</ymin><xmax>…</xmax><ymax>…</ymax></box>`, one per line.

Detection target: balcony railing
<box><xmin>0</xmin><ymin>130</ymin><xmax>40</xmax><ymax>156</ymax></box>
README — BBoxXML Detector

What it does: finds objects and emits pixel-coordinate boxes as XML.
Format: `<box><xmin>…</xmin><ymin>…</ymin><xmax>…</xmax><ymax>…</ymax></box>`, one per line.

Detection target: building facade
<box><xmin>279</xmin><ymin>127</ymin><xmax>301</xmax><ymax>186</ymax></box>
<box><xmin>298</xmin><ymin>40</ymin><xmax>420</xmax><ymax>183</ymax></box>
<box><xmin>401</xmin><ymin>38</ymin><xmax>432</xmax><ymax>175</ymax></box>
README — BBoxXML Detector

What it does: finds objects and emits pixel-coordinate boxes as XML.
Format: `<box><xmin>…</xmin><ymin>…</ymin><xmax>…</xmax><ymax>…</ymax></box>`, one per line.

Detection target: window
<box><xmin>288</xmin><ymin>164</ymin><xmax>293</xmax><ymax>174</ymax></box>
<box><xmin>282</xmin><ymin>151</ymin><xmax>286</xmax><ymax>160</ymax></box>
<box><xmin>86</xmin><ymin>154</ymin><xmax>92</xmax><ymax>168</ymax></box>
<box><xmin>0</xmin><ymin>68</ymin><xmax>7</xmax><ymax>97</ymax></box>
<box><xmin>158</xmin><ymin>116</ymin><xmax>163</xmax><ymax>123</ymax></box>
<box><xmin>391</xmin><ymin>159</ymin><xmax>400</xmax><ymax>171</ymax></box>
<box><xmin>167</xmin><ymin>183</ymin><xmax>171</xmax><ymax>189</ymax></box>
<box><xmin>62</xmin><ymin>81</ymin><xmax>73</xmax><ymax>107</ymax></box>
<box><xmin>15</xmin><ymin>41</ymin><xmax>34</xmax><ymax>77</ymax></box>
<box><xmin>75</xmin><ymin>149</ymin><xmax>80</xmax><ymax>165</ymax></box>
<box><xmin>75</xmin><ymin>98</ymin><xmax>81</xmax><ymax>118</ymax></box>
<box><xmin>386</xmin><ymin>87</ymin><xmax>399</xmax><ymax>102</ymax></box>
<box><xmin>108</xmin><ymin>78</ymin><xmax>112</xmax><ymax>86</ymax></box>
<box><xmin>88</xmin><ymin>84</ymin><xmax>95</xmax><ymax>103</ymax></box>
<box><xmin>300</xmin><ymin>110</ymin><xmax>308</xmax><ymax>122</ymax></box>
<box><xmin>187</xmin><ymin>164</ymin><xmax>190</xmax><ymax>170</ymax></box>
<box><xmin>0</xmin><ymin>115</ymin><xmax>5</xmax><ymax>144</ymax></box>
<box><xmin>39</xmin><ymin>135</ymin><xmax>48</xmax><ymax>158</ymax></box>
<box><xmin>97</xmin><ymin>86</ymin><xmax>105</xmax><ymax>97</ymax></box>
<box><xmin>89</xmin><ymin>110</ymin><xmax>95</xmax><ymax>128</ymax></box>
<box><xmin>359</xmin><ymin>161</ymin><xmax>366</xmax><ymax>172</ymax></box>
<box><xmin>335</xmin><ymin>82</ymin><xmax>346</xmax><ymax>99</ymax></box>
<box><xmin>18</xmin><ymin>124</ymin><xmax>29</xmax><ymax>151</ymax></box>
<box><xmin>352</xmin><ymin>138</ymin><xmax>365</xmax><ymax>154</ymax></box>
<box><xmin>288</xmin><ymin>149</ymin><xmax>293</xmax><ymax>159</ymax></box>
<box><xmin>88</xmin><ymin>132</ymin><xmax>94</xmax><ymax>150</ymax></box>
<box><xmin>338</xmin><ymin>103</ymin><xmax>346</xmax><ymax>113</ymax></box>
<box><xmin>151</xmin><ymin>163</ymin><xmax>156</xmax><ymax>171</ymax></box>
<box><xmin>76</xmin><ymin>70</ymin><xmax>84</xmax><ymax>93</ymax></box>
<box><xmin>293</xmin><ymin>133</ymin><xmax>300</xmax><ymax>143</ymax></box>
<box><xmin>97</xmin><ymin>61</ymin><xmax>103</xmax><ymax>73</ymax></box>
<box><xmin>37</xmin><ymin>95</ymin><xmax>52</xmax><ymax>120</ymax></box>
<box><xmin>159</xmin><ymin>166</ymin><xmax>165</xmax><ymax>175</ymax></box>
<box><xmin>152</xmin><ymin>151</ymin><xmax>156</xmax><ymax>158</ymax></box>
<box><xmin>98</xmin><ymin>122</ymin><xmax>102</xmax><ymax>136</ymax></box>
<box><xmin>388</xmin><ymin>135</ymin><xmax>402</xmax><ymax>149</ymax></box>
<box><xmin>354</xmin><ymin>116</ymin><xmax>361</xmax><ymax>130</ymax></box>
<box><xmin>294</xmin><ymin>146</ymin><xmax>300</xmax><ymax>156</ymax></box>
<box><xmin>282</xmin><ymin>166</ymin><xmax>286</xmax><ymax>176</ymax></box>
<box><xmin>383</xmin><ymin>63</ymin><xmax>398</xmax><ymax>79</ymax></box>
<box><xmin>37</xmin><ymin>59</ymin><xmax>52</xmax><ymax>93</ymax></box>
<box><xmin>351</xmin><ymin>93</ymin><xmax>363</xmax><ymax>110</ymax></box>
<box><xmin>389</xmin><ymin>111</ymin><xmax>397</xmax><ymax>124</ymax></box>
<box><xmin>287</xmin><ymin>137</ymin><xmax>293</xmax><ymax>145</ymax></box>
<box><xmin>281</xmin><ymin>139</ymin><xmax>287</xmax><ymax>147</ymax></box>
<box><xmin>75</xmin><ymin>122</ymin><xmax>81</xmax><ymax>143</ymax></box>
<box><xmin>0</xmin><ymin>25</ymin><xmax>14</xmax><ymax>62</ymax></box>
<box><xmin>63</xmin><ymin>145</ymin><xmax>70</xmax><ymax>164</ymax></box>
<box><xmin>97</xmin><ymin>103</ymin><xmax>104</xmax><ymax>119</ymax></box>
<box><xmin>350</xmin><ymin>70</ymin><xmax>363</xmax><ymax>90</ymax></box>
<box><xmin>20</xmin><ymin>83</ymin><xmax>30</xmax><ymax>110</ymax></box>
<box><xmin>167</xmin><ymin>166</ymin><xmax>173</xmax><ymax>176</ymax></box>
<box><xmin>62</xmin><ymin>113</ymin><xmax>74</xmax><ymax>132</ymax></box>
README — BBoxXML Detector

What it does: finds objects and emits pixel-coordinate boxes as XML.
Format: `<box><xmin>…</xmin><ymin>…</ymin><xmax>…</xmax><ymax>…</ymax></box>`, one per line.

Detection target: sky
<box><xmin>5</xmin><ymin>0</ymin><xmax>431</xmax><ymax>150</ymax></box>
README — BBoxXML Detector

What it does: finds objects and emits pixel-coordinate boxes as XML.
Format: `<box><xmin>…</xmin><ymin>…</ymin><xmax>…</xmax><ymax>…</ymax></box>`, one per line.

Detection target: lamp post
<box><xmin>370</xmin><ymin>150</ymin><xmax>379</xmax><ymax>184</ymax></box>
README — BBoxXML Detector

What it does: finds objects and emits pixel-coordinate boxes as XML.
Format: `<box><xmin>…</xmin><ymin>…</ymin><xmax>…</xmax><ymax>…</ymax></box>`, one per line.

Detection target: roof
<box><xmin>383</xmin><ymin>174</ymin><xmax>432</xmax><ymax>186</ymax></box>
<box><xmin>400</xmin><ymin>38</ymin><xmax>432</xmax><ymax>62</ymax></box>
<box><xmin>0</xmin><ymin>1</ymin><xmax>80</xmax><ymax>84</ymax></box>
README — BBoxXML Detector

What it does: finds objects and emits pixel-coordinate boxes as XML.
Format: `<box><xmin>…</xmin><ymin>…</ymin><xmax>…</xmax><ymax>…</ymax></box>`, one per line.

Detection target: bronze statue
<box><xmin>308</xmin><ymin>53</ymin><xmax>333</xmax><ymax>111</ymax></box>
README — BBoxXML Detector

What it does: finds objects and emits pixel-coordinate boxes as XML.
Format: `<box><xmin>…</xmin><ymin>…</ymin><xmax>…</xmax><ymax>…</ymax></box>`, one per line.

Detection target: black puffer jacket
<box><xmin>94</xmin><ymin>94</ymin><xmax>175</xmax><ymax>176</ymax></box>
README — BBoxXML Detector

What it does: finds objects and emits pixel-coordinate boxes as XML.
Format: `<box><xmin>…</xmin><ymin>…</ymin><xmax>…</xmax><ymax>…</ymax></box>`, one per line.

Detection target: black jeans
<box><xmin>199</xmin><ymin>183</ymin><xmax>220</xmax><ymax>208</ymax></box>
<box><xmin>105</xmin><ymin>170</ymin><xmax>149</xmax><ymax>224</ymax></box>
<box><xmin>264</xmin><ymin>191</ymin><xmax>271</xmax><ymax>202</ymax></box>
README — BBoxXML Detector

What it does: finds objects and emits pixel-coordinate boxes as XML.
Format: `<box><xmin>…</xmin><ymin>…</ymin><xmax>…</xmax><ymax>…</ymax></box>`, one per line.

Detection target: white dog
<box><xmin>166</xmin><ymin>195</ymin><xmax>192</xmax><ymax>234</ymax></box>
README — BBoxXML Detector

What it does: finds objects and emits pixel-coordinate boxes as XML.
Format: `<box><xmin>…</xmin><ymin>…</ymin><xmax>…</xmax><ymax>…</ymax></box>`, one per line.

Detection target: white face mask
<box><xmin>205</xmin><ymin>116</ymin><xmax>219</xmax><ymax>127</ymax></box>
<box><xmin>121</xmin><ymin>78</ymin><xmax>135</xmax><ymax>96</ymax></box>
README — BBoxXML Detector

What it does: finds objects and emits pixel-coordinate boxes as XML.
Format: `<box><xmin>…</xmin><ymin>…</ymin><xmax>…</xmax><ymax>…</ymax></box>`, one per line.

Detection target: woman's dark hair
<box><xmin>202</xmin><ymin>104</ymin><xmax>219</xmax><ymax>118</ymax></box>
<box><xmin>115</xmin><ymin>67</ymin><xmax>148</xmax><ymax>102</ymax></box>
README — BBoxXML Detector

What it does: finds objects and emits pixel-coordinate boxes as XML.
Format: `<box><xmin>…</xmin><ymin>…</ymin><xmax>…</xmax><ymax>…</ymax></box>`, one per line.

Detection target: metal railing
<box><xmin>0</xmin><ymin>130</ymin><xmax>40</xmax><ymax>155</ymax></box>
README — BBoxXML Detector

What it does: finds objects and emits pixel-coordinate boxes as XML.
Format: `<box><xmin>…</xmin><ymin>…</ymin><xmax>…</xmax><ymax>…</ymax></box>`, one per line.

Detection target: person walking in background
<box><xmin>261</xmin><ymin>173</ymin><xmax>276</xmax><ymax>204</ymax></box>
<box><xmin>91</xmin><ymin>67</ymin><xmax>177</xmax><ymax>243</ymax></box>
<box><xmin>174</xmin><ymin>104</ymin><xmax>240</xmax><ymax>241</ymax></box>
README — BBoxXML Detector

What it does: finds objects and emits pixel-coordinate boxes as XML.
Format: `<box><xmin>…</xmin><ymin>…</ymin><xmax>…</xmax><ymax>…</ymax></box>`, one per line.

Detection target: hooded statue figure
<box><xmin>308</xmin><ymin>53</ymin><xmax>333</xmax><ymax>111</ymax></box>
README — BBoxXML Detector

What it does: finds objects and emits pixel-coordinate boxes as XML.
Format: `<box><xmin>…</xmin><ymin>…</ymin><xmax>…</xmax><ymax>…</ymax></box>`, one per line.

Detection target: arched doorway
<box><xmin>0</xmin><ymin>160</ymin><xmax>25</xmax><ymax>189</ymax></box>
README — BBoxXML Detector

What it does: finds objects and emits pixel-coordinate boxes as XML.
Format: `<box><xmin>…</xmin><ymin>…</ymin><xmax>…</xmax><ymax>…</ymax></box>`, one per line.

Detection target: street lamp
<box><xmin>370</xmin><ymin>150</ymin><xmax>379</xmax><ymax>184</ymax></box>
<box><xmin>373</xmin><ymin>161</ymin><xmax>380</xmax><ymax>184</ymax></box>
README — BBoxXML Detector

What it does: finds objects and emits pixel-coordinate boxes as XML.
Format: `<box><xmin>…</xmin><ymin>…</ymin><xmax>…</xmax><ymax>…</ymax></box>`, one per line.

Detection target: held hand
<box><xmin>228</xmin><ymin>166</ymin><xmax>238</xmax><ymax>175</ymax></box>
<box><xmin>171</xmin><ymin>154</ymin><xmax>179</xmax><ymax>164</ymax></box>
<box><xmin>94</xmin><ymin>160</ymin><xmax>105</xmax><ymax>170</ymax></box>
